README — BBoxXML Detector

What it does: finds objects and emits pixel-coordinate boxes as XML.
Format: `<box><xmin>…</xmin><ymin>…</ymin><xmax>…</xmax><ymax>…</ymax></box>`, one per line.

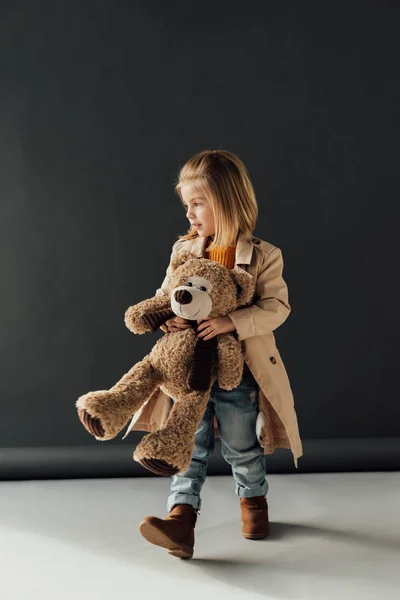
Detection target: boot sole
<box><xmin>139</xmin><ymin>519</ymin><xmax>194</xmax><ymax>559</ymax></box>
<box><xmin>242</xmin><ymin>531</ymin><xmax>270</xmax><ymax>539</ymax></box>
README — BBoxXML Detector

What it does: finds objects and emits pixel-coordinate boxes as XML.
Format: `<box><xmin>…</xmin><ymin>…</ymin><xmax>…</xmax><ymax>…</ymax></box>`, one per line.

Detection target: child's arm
<box><xmin>227</xmin><ymin>247</ymin><xmax>291</xmax><ymax>341</ymax></box>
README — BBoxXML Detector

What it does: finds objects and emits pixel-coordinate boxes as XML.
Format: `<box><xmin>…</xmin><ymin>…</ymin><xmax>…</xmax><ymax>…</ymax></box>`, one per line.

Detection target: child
<box><xmin>139</xmin><ymin>149</ymin><xmax>302</xmax><ymax>559</ymax></box>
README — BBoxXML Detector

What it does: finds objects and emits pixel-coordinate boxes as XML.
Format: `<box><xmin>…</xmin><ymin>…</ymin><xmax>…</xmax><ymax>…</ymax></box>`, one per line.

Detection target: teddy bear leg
<box><xmin>76</xmin><ymin>355</ymin><xmax>161</xmax><ymax>441</ymax></box>
<box><xmin>217</xmin><ymin>333</ymin><xmax>244</xmax><ymax>389</ymax></box>
<box><xmin>134</xmin><ymin>389</ymin><xmax>211</xmax><ymax>476</ymax></box>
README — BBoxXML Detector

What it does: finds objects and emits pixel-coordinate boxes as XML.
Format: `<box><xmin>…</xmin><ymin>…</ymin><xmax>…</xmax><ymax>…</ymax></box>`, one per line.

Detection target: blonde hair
<box><xmin>174</xmin><ymin>149</ymin><xmax>258</xmax><ymax>252</ymax></box>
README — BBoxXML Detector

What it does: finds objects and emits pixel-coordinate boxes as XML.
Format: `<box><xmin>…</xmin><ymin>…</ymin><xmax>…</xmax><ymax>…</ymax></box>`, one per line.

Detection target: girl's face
<box><xmin>180</xmin><ymin>183</ymin><xmax>215</xmax><ymax>239</ymax></box>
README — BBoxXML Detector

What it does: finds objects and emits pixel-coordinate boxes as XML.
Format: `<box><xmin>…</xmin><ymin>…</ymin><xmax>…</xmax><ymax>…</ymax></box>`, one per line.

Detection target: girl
<box><xmin>138</xmin><ymin>149</ymin><xmax>302</xmax><ymax>559</ymax></box>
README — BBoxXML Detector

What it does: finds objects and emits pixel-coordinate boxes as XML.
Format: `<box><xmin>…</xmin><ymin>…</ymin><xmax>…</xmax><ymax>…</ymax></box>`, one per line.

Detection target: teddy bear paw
<box><xmin>124</xmin><ymin>306</ymin><xmax>153</xmax><ymax>334</ymax></box>
<box><xmin>136</xmin><ymin>457</ymin><xmax>179</xmax><ymax>476</ymax></box>
<box><xmin>217</xmin><ymin>372</ymin><xmax>243</xmax><ymax>390</ymax></box>
<box><xmin>77</xmin><ymin>407</ymin><xmax>105</xmax><ymax>438</ymax></box>
<box><xmin>133</xmin><ymin>430</ymin><xmax>193</xmax><ymax>476</ymax></box>
<box><xmin>76</xmin><ymin>390</ymin><xmax>130</xmax><ymax>441</ymax></box>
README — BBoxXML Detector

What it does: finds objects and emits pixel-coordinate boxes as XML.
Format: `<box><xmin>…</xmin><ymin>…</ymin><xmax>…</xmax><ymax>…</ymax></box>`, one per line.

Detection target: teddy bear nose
<box><xmin>174</xmin><ymin>289</ymin><xmax>192</xmax><ymax>305</ymax></box>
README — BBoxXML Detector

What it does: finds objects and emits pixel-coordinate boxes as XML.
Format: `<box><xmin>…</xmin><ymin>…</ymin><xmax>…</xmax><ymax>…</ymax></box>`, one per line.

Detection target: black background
<box><xmin>1</xmin><ymin>1</ymin><xmax>399</xmax><ymax>477</ymax></box>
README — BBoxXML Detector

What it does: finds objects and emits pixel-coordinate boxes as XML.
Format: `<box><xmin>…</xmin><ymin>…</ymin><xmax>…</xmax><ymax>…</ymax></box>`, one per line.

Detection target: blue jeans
<box><xmin>167</xmin><ymin>370</ymin><xmax>269</xmax><ymax>513</ymax></box>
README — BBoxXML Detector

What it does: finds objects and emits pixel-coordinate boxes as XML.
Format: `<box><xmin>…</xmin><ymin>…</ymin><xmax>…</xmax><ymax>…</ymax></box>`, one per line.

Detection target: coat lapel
<box><xmin>189</xmin><ymin>231</ymin><xmax>254</xmax><ymax>266</ymax></box>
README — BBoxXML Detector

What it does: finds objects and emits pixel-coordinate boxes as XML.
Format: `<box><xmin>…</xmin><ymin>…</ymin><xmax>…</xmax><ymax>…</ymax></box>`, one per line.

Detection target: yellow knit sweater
<box><xmin>205</xmin><ymin>236</ymin><xmax>236</xmax><ymax>269</ymax></box>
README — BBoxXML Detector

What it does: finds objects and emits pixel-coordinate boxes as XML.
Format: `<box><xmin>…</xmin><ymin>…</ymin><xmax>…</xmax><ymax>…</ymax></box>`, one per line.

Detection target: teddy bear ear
<box><xmin>230</xmin><ymin>266</ymin><xmax>256</xmax><ymax>306</ymax></box>
<box><xmin>170</xmin><ymin>250</ymin><xmax>198</xmax><ymax>272</ymax></box>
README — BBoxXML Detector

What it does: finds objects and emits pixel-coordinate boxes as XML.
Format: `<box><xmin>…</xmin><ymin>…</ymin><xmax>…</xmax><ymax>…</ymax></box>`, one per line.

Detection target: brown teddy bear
<box><xmin>76</xmin><ymin>250</ymin><xmax>255</xmax><ymax>476</ymax></box>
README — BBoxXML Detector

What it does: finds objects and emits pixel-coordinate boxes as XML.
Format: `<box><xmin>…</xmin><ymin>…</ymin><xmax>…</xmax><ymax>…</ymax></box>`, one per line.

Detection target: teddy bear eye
<box><xmin>186</xmin><ymin>282</ymin><xmax>193</xmax><ymax>287</ymax></box>
<box><xmin>199</xmin><ymin>286</ymin><xmax>207</xmax><ymax>292</ymax></box>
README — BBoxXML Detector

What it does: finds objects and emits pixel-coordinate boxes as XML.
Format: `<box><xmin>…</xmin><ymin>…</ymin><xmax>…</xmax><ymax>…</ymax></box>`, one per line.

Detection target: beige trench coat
<box><xmin>123</xmin><ymin>232</ymin><xmax>303</xmax><ymax>468</ymax></box>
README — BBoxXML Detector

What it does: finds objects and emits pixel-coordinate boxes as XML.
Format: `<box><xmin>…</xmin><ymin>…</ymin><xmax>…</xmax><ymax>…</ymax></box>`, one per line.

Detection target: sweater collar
<box><xmin>189</xmin><ymin>231</ymin><xmax>254</xmax><ymax>266</ymax></box>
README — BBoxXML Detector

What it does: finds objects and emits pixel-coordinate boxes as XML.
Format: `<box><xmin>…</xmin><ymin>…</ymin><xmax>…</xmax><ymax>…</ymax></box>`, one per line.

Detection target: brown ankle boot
<box><xmin>240</xmin><ymin>496</ymin><xmax>270</xmax><ymax>539</ymax></box>
<box><xmin>139</xmin><ymin>503</ymin><xmax>199</xmax><ymax>559</ymax></box>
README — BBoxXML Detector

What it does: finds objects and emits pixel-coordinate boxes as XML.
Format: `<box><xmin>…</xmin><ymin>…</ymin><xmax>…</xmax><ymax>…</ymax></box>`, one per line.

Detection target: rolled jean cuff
<box><xmin>167</xmin><ymin>492</ymin><xmax>202</xmax><ymax>513</ymax></box>
<box><xmin>236</xmin><ymin>478</ymin><xmax>269</xmax><ymax>498</ymax></box>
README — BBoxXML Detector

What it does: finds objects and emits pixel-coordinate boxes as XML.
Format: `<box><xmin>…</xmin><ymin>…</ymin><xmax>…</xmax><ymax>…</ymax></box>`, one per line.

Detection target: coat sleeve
<box><xmin>227</xmin><ymin>247</ymin><xmax>291</xmax><ymax>341</ymax></box>
<box><xmin>155</xmin><ymin>240</ymin><xmax>181</xmax><ymax>297</ymax></box>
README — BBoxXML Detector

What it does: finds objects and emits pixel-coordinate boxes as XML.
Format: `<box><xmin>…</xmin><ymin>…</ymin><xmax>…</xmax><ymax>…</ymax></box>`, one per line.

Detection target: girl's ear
<box><xmin>230</xmin><ymin>266</ymin><xmax>256</xmax><ymax>307</ymax></box>
<box><xmin>170</xmin><ymin>251</ymin><xmax>198</xmax><ymax>272</ymax></box>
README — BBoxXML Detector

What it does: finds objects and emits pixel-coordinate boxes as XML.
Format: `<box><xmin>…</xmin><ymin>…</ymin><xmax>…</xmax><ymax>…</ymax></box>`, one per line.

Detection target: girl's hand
<box><xmin>162</xmin><ymin>316</ymin><xmax>191</xmax><ymax>334</ymax></box>
<box><xmin>196</xmin><ymin>316</ymin><xmax>236</xmax><ymax>341</ymax></box>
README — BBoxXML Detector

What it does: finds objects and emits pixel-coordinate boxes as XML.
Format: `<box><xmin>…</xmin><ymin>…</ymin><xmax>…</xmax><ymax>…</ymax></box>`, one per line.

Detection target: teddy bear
<box><xmin>76</xmin><ymin>250</ymin><xmax>255</xmax><ymax>476</ymax></box>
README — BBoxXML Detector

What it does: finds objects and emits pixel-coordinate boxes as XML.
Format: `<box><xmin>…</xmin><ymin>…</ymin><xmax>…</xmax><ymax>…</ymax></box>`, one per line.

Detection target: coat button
<box><xmin>270</xmin><ymin>356</ymin><xmax>276</xmax><ymax>364</ymax></box>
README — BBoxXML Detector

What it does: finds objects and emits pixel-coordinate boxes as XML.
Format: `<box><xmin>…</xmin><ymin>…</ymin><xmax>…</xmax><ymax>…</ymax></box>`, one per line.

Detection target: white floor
<box><xmin>1</xmin><ymin>471</ymin><xmax>399</xmax><ymax>600</ymax></box>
